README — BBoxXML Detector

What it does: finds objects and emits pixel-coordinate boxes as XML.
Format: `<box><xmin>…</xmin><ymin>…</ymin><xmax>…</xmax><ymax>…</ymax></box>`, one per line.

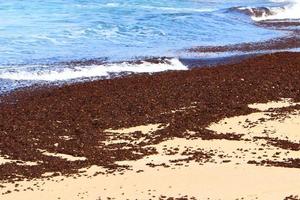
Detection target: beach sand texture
<box><xmin>1</xmin><ymin>52</ymin><xmax>300</xmax><ymax>199</ymax></box>
<box><xmin>1</xmin><ymin>99</ymin><xmax>300</xmax><ymax>199</ymax></box>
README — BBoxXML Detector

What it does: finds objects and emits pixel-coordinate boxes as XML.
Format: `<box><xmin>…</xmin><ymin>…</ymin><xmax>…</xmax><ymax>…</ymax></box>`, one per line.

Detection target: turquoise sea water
<box><xmin>0</xmin><ymin>0</ymin><xmax>298</xmax><ymax>92</ymax></box>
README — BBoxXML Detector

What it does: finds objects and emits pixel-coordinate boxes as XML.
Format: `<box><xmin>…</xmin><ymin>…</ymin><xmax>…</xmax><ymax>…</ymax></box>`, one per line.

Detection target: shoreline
<box><xmin>0</xmin><ymin>52</ymin><xmax>258</xmax><ymax>97</ymax></box>
<box><xmin>189</xmin><ymin>9</ymin><xmax>300</xmax><ymax>54</ymax></box>
<box><xmin>1</xmin><ymin>13</ymin><xmax>299</xmax><ymax>95</ymax></box>
<box><xmin>1</xmin><ymin>51</ymin><xmax>300</xmax><ymax>199</ymax></box>
<box><xmin>189</xmin><ymin>30</ymin><xmax>300</xmax><ymax>53</ymax></box>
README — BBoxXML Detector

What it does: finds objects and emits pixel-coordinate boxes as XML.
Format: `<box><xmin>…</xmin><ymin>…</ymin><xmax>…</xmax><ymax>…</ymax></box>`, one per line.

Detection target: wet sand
<box><xmin>189</xmin><ymin>35</ymin><xmax>300</xmax><ymax>53</ymax></box>
<box><xmin>1</xmin><ymin>52</ymin><xmax>300</xmax><ymax>199</ymax></box>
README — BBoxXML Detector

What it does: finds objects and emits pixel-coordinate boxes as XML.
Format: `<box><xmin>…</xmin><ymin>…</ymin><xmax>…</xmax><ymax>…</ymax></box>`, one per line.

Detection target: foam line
<box><xmin>0</xmin><ymin>58</ymin><xmax>187</xmax><ymax>81</ymax></box>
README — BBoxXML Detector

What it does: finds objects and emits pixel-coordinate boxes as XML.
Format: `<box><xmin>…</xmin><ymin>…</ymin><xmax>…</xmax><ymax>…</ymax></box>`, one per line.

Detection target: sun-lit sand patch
<box><xmin>146</xmin><ymin>137</ymin><xmax>300</xmax><ymax>165</ymax></box>
<box><xmin>1</xmin><ymin>99</ymin><xmax>300</xmax><ymax>199</ymax></box>
<box><xmin>1</xmin><ymin>159</ymin><xmax>300</xmax><ymax>199</ymax></box>
<box><xmin>208</xmin><ymin>99</ymin><xmax>300</xmax><ymax>142</ymax></box>
<box><xmin>0</xmin><ymin>155</ymin><xmax>38</xmax><ymax>166</ymax></box>
<box><xmin>16</xmin><ymin>161</ymin><xmax>39</xmax><ymax>166</ymax></box>
<box><xmin>2</xmin><ymin>130</ymin><xmax>300</xmax><ymax>199</ymax></box>
<box><xmin>38</xmin><ymin>149</ymin><xmax>87</xmax><ymax>162</ymax></box>
<box><xmin>248</xmin><ymin>98</ymin><xmax>300</xmax><ymax>111</ymax></box>
<box><xmin>0</xmin><ymin>156</ymin><xmax>12</xmax><ymax>165</ymax></box>
<box><xmin>104</xmin><ymin>123</ymin><xmax>168</xmax><ymax>134</ymax></box>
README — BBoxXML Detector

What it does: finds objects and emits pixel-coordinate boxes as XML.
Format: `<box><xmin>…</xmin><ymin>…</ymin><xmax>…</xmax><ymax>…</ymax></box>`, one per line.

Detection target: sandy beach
<box><xmin>0</xmin><ymin>52</ymin><xmax>300</xmax><ymax>199</ymax></box>
<box><xmin>1</xmin><ymin>0</ymin><xmax>300</xmax><ymax>198</ymax></box>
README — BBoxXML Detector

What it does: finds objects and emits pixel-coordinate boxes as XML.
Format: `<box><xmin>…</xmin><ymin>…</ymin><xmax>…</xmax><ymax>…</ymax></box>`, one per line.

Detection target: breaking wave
<box><xmin>229</xmin><ymin>0</ymin><xmax>300</xmax><ymax>21</ymax></box>
<box><xmin>230</xmin><ymin>6</ymin><xmax>282</xmax><ymax>18</ymax></box>
<box><xmin>0</xmin><ymin>58</ymin><xmax>187</xmax><ymax>81</ymax></box>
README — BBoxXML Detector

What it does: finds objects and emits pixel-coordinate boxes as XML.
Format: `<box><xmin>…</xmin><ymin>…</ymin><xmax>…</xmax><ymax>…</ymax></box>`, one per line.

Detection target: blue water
<box><xmin>0</xmin><ymin>0</ymin><xmax>296</xmax><ymax>92</ymax></box>
<box><xmin>0</xmin><ymin>0</ymin><xmax>286</xmax><ymax>64</ymax></box>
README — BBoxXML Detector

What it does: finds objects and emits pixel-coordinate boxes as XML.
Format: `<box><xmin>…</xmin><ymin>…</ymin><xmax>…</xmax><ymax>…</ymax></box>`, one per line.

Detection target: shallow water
<box><xmin>0</xmin><ymin>0</ymin><xmax>299</xmax><ymax>92</ymax></box>
<box><xmin>0</xmin><ymin>0</ymin><xmax>286</xmax><ymax>64</ymax></box>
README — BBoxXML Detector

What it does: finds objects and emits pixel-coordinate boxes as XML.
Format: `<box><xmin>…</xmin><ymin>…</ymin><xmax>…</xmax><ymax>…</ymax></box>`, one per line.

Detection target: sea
<box><xmin>0</xmin><ymin>0</ymin><xmax>299</xmax><ymax>93</ymax></box>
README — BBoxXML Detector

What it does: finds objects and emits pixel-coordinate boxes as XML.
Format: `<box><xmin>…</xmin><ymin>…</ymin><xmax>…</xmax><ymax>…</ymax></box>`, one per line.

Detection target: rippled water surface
<box><xmin>0</xmin><ymin>0</ymin><xmax>298</xmax><ymax>92</ymax></box>
<box><xmin>0</xmin><ymin>0</ymin><xmax>289</xmax><ymax>64</ymax></box>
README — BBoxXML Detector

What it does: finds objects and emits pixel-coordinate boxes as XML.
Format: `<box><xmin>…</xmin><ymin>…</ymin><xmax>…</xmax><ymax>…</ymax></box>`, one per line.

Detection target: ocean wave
<box><xmin>229</xmin><ymin>6</ymin><xmax>283</xmax><ymax>19</ymax></box>
<box><xmin>0</xmin><ymin>58</ymin><xmax>187</xmax><ymax>81</ymax></box>
<box><xmin>229</xmin><ymin>0</ymin><xmax>300</xmax><ymax>22</ymax></box>
<box><xmin>254</xmin><ymin>1</ymin><xmax>300</xmax><ymax>21</ymax></box>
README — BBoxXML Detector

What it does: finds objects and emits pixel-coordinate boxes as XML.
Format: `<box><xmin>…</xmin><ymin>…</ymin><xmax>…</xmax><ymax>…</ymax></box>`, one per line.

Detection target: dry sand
<box><xmin>1</xmin><ymin>99</ymin><xmax>300</xmax><ymax>199</ymax></box>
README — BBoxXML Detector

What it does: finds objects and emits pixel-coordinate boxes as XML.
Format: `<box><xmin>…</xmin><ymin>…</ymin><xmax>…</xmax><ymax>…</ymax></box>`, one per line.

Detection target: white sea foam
<box><xmin>0</xmin><ymin>58</ymin><xmax>187</xmax><ymax>81</ymax></box>
<box><xmin>253</xmin><ymin>0</ymin><xmax>300</xmax><ymax>21</ymax></box>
